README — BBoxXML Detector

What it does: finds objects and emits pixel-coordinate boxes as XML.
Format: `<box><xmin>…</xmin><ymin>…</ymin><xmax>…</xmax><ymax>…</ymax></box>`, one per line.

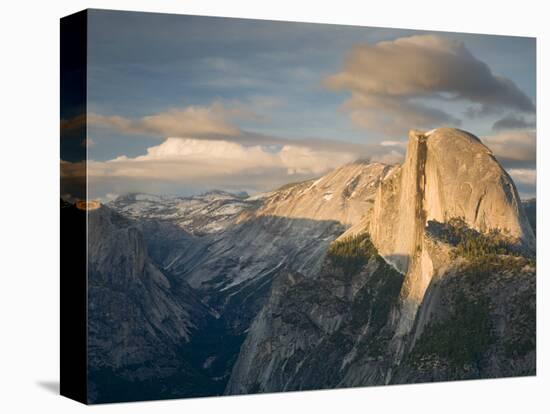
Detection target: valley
<box><xmin>75</xmin><ymin>128</ymin><xmax>536</xmax><ymax>402</ymax></box>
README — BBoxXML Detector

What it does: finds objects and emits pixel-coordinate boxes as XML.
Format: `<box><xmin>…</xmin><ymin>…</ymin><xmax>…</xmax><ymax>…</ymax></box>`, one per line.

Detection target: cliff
<box><xmin>226</xmin><ymin>128</ymin><xmax>536</xmax><ymax>393</ymax></box>
<box><xmin>343</xmin><ymin>128</ymin><xmax>534</xmax><ymax>343</ymax></box>
<box><xmin>103</xmin><ymin>128</ymin><xmax>535</xmax><ymax>398</ymax></box>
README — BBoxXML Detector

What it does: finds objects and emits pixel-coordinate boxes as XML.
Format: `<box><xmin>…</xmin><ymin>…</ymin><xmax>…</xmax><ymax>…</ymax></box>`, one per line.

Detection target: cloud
<box><xmin>86</xmin><ymin>98</ymin><xmax>391</xmax><ymax>155</ymax></box>
<box><xmin>66</xmin><ymin>134</ymin><xmax>419</xmax><ymax>198</ymax></box>
<box><xmin>380</xmin><ymin>140</ymin><xmax>407</xmax><ymax>147</ymax></box>
<box><xmin>482</xmin><ymin>129</ymin><xmax>535</xmax><ymax>169</ymax></box>
<box><xmin>492</xmin><ymin>114</ymin><xmax>536</xmax><ymax>131</ymax></box>
<box><xmin>82</xmin><ymin>137</ymin><xmax>357</xmax><ymax>191</ymax></box>
<box><xmin>372</xmin><ymin>149</ymin><xmax>404</xmax><ymax>164</ymax></box>
<box><xmin>508</xmin><ymin>168</ymin><xmax>536</xmax><ymax>199</ymax></box>
<box><xmin>480</xmin><ymin>129</ymin><xmax>536</xmax><ymax>198</ymax></box>
<box><xmin>369</xmin><ymin>141</ymin><xmax>407</xmax><ymax>164</ymax></box>
<box><xmin>325</xmin><ymin>35</ymin><xmax>534</xmax><ymax>136</ymax></box>
<box><xmin>88</xmin><ymin>102</ymin><xmax>254</xmax><ymax>138</ymax></box>
<box><xmin>61</xmin><ymin>113</ymin><xmax>86</xmax><ymax>133</ymax></box>
<box><xmin>80</xmin><ymin>137</ymin><xmax>359</xmax><ymax>197</ymax></box>
<box><xmin>508</xmin><ymin>168</ymin><xmax>536</xmax><ymax>186</ymax></box>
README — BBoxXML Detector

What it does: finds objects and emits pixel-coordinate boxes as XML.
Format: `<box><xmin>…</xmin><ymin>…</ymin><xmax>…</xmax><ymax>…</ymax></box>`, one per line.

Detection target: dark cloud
<box><xmin>326</xmin><ymin>35</ymin><xmax>535</xmax><ymax>136</ymax></box>
<box><xmin>492</xmin><ymin>114</ymin><xmax>536</xmax><ymax>131</ymax></box>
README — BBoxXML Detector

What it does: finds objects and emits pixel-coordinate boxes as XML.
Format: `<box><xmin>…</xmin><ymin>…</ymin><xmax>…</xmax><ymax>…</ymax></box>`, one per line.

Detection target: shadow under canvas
<box><xmin>36</xmin><ymin>381</ymin><xmax>60</xmax><ymax>395</ymax></box>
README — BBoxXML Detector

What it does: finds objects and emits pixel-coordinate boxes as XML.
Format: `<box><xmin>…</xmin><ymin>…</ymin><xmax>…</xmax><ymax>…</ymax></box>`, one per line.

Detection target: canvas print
<box><xmin>60</xmin><ymin>9</ymin><xmax>536</xmax><ymax>404</ymax></box>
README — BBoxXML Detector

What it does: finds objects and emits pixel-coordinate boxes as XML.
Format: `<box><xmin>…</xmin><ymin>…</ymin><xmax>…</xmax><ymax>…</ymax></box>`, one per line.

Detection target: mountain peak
<box><xmin>333</xmin><ymin>127</ymin><xmax>535</xmax><ymax>340</ymax></box>
<box><xmin>255</xmin><ymin>161</ymin><xmax>396</xmax><ymax>226</ymax></box>
<box><xmin>409</xmin><ymin>127</ymin><xmax>482</xmax><ymax>143</ymax></box>
<box><xmin>387</xmin><ymin>127</ymin><xmax>532</xmax><ymax>247</ymax></box>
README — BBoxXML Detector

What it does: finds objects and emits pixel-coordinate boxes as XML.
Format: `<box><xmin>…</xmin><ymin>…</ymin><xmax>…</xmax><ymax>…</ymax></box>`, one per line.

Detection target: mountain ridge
<box><xmin>92</xmin><ymin>127</ymin><xmax>535</xmax><ymax>400</ymax></box>
<box><xmin>225</xmin><ymin>127</ymin><xmax>536</xmax><ymax>392</ymax></box>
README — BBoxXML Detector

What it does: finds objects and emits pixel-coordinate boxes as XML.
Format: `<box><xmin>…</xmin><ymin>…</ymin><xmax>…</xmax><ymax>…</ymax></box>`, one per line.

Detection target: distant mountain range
<box><xmin>64</xmin><ymin>128</ymin><xmax>535</xmax><ymax>402</ymax></box>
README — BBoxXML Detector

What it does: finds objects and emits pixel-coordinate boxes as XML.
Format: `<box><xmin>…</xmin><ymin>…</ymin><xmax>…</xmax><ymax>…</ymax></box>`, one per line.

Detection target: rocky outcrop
<box><xmin>349</xmin><ymin>129</ymin><xmax>534</xmax><ymax>251</ymax></box>
<box><xmin>343</xmin><ymin>128</ymin><xmax>534</xmax><ymax>344</ymax></box>
<box><xmin>253</xmin><ymin>161</ymin><xmax>395</xmax><ymax>225</ymax></box>
<box><xmin>226</xmin><ymin>128</ymin><xmax>536</xmax><ymax>394</ymax></box>
<box><xmin>392</xmin><ymin>253</ymin><xmax>536</xmax><ymax>383</ymax></box>
<box><xmin>226</xmin><ymin>229</ymin><xmax>535</xmax><ymax>393</ymax></box>
<box><xmin>86</xmin><ymin>205</ymin><xmax>220</xmax><ymax>402</ymax></box>
<box><xmin>225</xmin><ymin>235</ymin><xmax>404</xmax><ymax>394</ymax></box>
<box><xmin>102</xmin><ymin>128</ymin><xmax>536</xmax><ymax>399</ymax></box>
<box><xmin>106</xmin><ymin>162</ymin><xmax>393</xmax><ymax>392</ymax></box>
<box><xmin>112</xmin><ymin>162</ymin><xmax>392</xmax><ymax>328</ymax></box>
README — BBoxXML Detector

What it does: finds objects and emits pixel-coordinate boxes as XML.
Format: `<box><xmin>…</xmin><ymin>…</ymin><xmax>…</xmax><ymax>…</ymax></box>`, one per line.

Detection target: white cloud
<box><xmin>380</xmin><ymin>140</ymin><xmax>407</xmax><ymax>147</ymax></box>
<box><xmin>86</xmin><ymin>137</ymin><xmax>357</xmax><ymax>181</ymax></box>
<box><xmin>371</xmin><ymin>149</ymin><xmax>404</xmax><ymax>165</ymax></box>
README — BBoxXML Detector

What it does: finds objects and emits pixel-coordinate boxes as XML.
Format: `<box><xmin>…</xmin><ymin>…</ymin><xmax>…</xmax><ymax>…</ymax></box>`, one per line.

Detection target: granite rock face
<box><xmin>86</xmin><ymin>206</ymin><xmax>221</xmax><ymax>402</ymax></box>
<box><xmin>109</xmin><ymin>191</ymin><xmax>258</xmax><ymax>235</ymax></box>
<box><xmin>255</xmin><ymin>161</ymin><xmax>395</xmax><ymax>225</ymax></box>
<box><xmin>226</xmin><ymin>229</ymin><xmax>535</xmax><ymax>393</ymax></box>
<box><xmin>95</xmin><ymin>128</ymin><xmax>535</xmax><ymax>399</ymax></box>
<box><xmin>342</xmin><ymin>128</ymin><xmax>534</xmax><ymax>344</ymax></box>
<box><xmin>392</xmin><ymin>253</ymin><xmax>536</xmax><ymax>383</ymax></box>
<box><xmin>109</xmin><ymin>162</ymin><xmax>391</xmax><ymax>323</ymax></box>
<box><xmin>226</xmin><ymin>128</ymin><xmax>536</xmax><ymax>393</ymax></box>
<box><xmin>104</xmin><ymin>162</ymin><xmax>388</xmax><ymax>392</ymax></box>
<box><xmin>225</xmin><ymin>236</ymin><xmax>404</xmax><ymax>394</ymax></box>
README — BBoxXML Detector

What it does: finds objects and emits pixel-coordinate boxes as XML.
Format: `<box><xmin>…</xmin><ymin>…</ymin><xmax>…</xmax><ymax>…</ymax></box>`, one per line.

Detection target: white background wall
<box><xmin>0</xmin><ymin>0</ymin><xmax>547</xmax><ymax>412</ymax></box>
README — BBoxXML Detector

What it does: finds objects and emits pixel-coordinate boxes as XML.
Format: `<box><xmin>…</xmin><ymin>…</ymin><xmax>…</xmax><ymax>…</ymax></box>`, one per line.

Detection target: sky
<box><xmin>68</xmin><ymin>9</ymin><xmax>536</xmax><ymax>199</ymax></box>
